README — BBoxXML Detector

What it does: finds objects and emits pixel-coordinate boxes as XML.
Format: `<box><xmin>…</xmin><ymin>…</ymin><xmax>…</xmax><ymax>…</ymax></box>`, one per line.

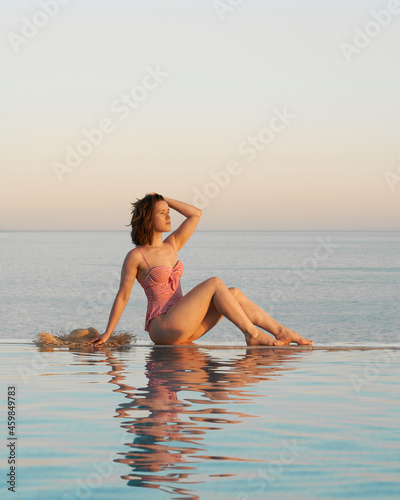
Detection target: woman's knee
<box><xmin>229</xmin><ymin>286</ymin><xmax>242</xmax><ymax>298</ymax></box>
<box><xmin>207</xmin><ymin>276</ymin><xmax>224</xmax><ymax>288</ymax></box>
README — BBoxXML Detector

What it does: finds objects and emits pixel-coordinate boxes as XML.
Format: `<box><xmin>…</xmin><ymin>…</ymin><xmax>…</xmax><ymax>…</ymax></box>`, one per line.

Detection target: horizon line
<box><xmin>1</xmin><ymin>229</ymin><xmax>399</xmax><ymax>233</ymax></box>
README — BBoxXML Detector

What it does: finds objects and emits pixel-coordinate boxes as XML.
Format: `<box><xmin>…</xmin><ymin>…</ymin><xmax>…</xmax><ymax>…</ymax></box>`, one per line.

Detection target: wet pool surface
<box><xmin>1</xmin><ymin>343</ymin><xmax>400</xmax><ymax>500</ymax></box>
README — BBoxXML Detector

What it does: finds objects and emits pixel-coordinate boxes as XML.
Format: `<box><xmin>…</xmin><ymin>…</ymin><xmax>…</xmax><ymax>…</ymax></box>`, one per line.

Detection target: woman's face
<box><xmin>152</xmin><ymin>200</ymin><xmax>171</xmax><ymax>233</ymax></box>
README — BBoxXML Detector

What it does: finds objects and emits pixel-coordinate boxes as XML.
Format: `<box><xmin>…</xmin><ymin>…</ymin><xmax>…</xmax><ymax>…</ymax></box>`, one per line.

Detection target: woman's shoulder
<box><xmin>163</xmin><ymin>237</ymin><xmax>177</xmax><ymax>254</ymax></box>
<box><xmin>124</xmin><ymin>247</ymin><xmax>143</xmax><ymax>265</ymax></box>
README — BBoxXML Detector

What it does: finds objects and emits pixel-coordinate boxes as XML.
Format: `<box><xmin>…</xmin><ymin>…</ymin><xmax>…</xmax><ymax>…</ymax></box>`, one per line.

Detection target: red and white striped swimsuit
<box><xmin>137</xmin><ymin>241</ymin><xmax>184</xmax><ymax>332</ymax></box>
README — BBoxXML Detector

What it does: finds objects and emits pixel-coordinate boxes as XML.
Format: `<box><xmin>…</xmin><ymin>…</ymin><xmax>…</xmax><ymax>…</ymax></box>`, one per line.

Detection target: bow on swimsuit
<box><xmin>137</xmin><ymin>241</ymin><xmax>184</xmax><ymax>332</ymax></box>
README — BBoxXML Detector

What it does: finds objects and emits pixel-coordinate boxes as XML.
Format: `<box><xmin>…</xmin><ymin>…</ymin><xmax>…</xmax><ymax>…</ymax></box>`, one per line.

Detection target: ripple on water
<box><xmin>1</xmin><ymin>345</ymin><xmax>400</xmax><ymax>500</ymax></box>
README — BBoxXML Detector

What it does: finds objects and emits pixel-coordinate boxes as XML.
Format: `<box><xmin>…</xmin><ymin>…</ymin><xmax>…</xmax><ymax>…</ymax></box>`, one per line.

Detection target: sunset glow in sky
<box><xmin>1</xmin><ymin>0</ymin><xmax>400</xmax><ymax>230</ymax></box>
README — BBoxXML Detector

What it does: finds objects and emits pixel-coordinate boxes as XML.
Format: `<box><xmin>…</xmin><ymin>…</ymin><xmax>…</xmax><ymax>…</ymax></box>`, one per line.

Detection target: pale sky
<box><xmin>1</xmin><ymin>0</ymin><xmax>400</xmax><ymax>230</ymax></box>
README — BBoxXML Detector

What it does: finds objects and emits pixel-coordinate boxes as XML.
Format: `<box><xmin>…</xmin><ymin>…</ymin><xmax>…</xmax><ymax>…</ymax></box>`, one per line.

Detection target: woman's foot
<box><xmin>275</xmin><ymin>327</ymin><xmax>313</xmax><ymax>346</ymax></box>
<box><xmin>245</xmin><ymin>329</ymin><xmax>285</xmax><ymax>347</ymax></box>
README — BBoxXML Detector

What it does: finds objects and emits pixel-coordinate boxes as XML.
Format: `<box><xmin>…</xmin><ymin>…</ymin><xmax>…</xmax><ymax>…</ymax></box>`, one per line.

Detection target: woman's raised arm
<box><xmin>163</xmin><ymin>196</ymin><xmax>201</xmax><ymax>251</ymax></box>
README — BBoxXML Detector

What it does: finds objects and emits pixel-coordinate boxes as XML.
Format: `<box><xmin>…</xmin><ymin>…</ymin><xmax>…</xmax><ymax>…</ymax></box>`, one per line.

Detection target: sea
<box><xmin>0</xmin><ymin>230</ymin><xmax>399</xmax><ymax>345</ymax></box>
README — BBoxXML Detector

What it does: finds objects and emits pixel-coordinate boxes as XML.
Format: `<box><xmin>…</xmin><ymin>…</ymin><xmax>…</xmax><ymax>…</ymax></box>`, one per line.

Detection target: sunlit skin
<box><xmin>89</xmin><ymin>195</ymin><xmax>313</xmax><ymax>347</ymax></box>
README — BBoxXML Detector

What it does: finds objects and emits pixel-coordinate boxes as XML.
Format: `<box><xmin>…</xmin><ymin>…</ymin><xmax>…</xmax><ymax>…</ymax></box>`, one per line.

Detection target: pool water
<box><xmin>1</xmin><ymin>343</ymin><xmax>399</xmax><ymax>500</ymax></box>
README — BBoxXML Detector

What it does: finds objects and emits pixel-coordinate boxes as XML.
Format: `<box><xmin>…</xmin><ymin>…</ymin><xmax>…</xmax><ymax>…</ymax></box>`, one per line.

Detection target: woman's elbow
<box><xmin>117</xmin><ymin>290</ymin><xmax>131</xmax><ymax>303</ymax></box>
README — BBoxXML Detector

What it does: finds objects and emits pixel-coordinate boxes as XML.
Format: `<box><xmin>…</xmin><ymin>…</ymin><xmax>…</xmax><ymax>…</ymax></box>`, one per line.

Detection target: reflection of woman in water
<box><xmin>112</xmin><ymin>345</ymin><xmax>301</xmax><ymax>493</ymax></box>
<box><xmin>89</xmin><ymin>194</ymin><xmax>312</xmax><ymax>347</ymax></box>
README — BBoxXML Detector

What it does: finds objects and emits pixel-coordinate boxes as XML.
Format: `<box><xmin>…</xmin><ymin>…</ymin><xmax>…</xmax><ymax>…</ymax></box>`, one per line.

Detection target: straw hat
<box><xmin>34</xmin><ymin>327</ymin><xmax>135</xmax><ymax>348</ymax></box>
<box><xmin>68</xmin><ymin>327</ymin><xmax>99</xmax><ymax>341</ymax></box>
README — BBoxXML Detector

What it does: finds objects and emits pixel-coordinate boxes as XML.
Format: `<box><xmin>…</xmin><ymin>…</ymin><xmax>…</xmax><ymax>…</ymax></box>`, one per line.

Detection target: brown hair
<box><xmin>127</xmin><ymin>193</ymin><xmax>165</xmax><ymax>246</ymax></box>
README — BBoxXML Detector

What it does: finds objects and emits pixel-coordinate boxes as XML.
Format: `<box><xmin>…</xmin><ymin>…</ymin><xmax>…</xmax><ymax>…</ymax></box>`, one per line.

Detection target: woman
<box><xmin>89</xmin><ymin>194</ymin><xmax>313</xmax><ymax>347</ymax></box>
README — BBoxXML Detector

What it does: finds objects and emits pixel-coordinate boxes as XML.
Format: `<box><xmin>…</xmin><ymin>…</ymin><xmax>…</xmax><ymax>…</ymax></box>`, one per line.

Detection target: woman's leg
<box><xmin>185</xmin><ymin>299</ymin><xmax>223</xmax><ymax>342</ymax></box>
<box><xmin>228</xmin><ymin>288</ymin><xmax>313</xmax><ymax>345</ymax></box>
<box><xmin>185</xmin><ymin>287</ymin><xmax>312</xmax><ymax>345</ymax></box>
<box><xmin>149</xmin><ymin>277</ymin><xmax>284</xmax><ymax>346</ymax></box>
